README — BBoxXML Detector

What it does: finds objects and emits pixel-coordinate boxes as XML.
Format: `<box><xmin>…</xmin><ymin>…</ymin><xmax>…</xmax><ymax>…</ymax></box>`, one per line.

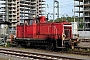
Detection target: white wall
<box><xmin>0</xmin><ymin>25</ymin><xmax>6</xmax><ymax>37</ymax></box>
<box><xmin>0</xmin><ymin>28</ymin><xmax>6</xmax><ymax>35</ymax></box>
<box><xmin>71</xmin><ymin>22</ymin><xmax>78</xmax><ymax>34</ymax></box>
<box><xmin>78</xmin><ymin>31</ymin><xmax>90</xmax><ymax>39</ymax></box>
<box><xmin>71</xmin><ymin>22</ymin><xmax>90</xmax><ymax>39</ymax></box>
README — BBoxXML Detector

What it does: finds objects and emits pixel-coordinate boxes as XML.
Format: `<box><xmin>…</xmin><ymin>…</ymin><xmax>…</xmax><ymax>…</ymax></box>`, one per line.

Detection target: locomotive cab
<box><xmin>55</xmin><ymin>21</ymin><xmax>73</xmax><ymax>48</ymax></box>
<box><xmin>63</xmin><ymin>24</ymin><xmax>72</xmax><ymax>39</ymax></box>
<box><xmin>59</xmin><ymin>21</ymin><xmax>79</xmax><ymax>49</ymax></box>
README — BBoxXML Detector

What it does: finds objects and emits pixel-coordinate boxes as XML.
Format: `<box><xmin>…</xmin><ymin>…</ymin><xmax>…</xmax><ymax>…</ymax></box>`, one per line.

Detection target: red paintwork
<box><xmin>24</xmin><ymin>25</ymin><xmax>33</xmax><ymax>38</ymax></box>
<box><xmin>16</xmin><ymin>16</ymin><xmax>72</xmax><ymax>40</ymax></box>
<box><xmin>39</xmin><ymin>16</ymin><xmax>47</xmax><ymax>23</ymax></box>
<box><xmin>16</xmin><ymin>25</ymin><xmax>24</xmax><ymax>38</ymax></box>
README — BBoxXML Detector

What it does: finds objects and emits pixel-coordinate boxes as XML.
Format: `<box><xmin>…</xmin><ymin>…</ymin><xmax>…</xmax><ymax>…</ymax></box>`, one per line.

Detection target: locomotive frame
<box><xmin>13</xmin><ymin>16</ymin><xmax>79</xmax><ymax>50</ymax></box>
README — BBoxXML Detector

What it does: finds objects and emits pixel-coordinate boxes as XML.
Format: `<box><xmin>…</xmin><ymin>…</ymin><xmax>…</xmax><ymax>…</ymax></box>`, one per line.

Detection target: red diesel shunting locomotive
<box><xmin>14</xmin><ymin>16</ymin><xmax>79</xmax><ymax>50</ymax></box>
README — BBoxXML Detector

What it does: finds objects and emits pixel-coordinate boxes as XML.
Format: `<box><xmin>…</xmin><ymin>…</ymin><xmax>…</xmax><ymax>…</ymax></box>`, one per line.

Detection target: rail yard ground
<box><xmin>0</xmin><ymin>53</ymin><xmax>26</xmax><ymax>60</ymax></box>
<box><xmin>0</xmin><ymin>46</ymin><xmax>90</xmax><ymax>60</ymax></box>
<box><xmin>0</xmin><ymin>38</ymin><xmax>90</xmax><ymax>60</ymax></box>
<box><xmin>0</xmin><ymin>58</ymin><xmax>9</xmax><ymax>60</ymax></box>
<box><xmin>78</xmin><ymin>42</ymin><xmax>90</xmax><ymax>47</ymax></box>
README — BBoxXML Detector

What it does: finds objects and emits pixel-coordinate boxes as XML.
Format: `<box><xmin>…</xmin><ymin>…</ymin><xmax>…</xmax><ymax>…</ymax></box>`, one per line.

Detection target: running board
<box><xmin>56</xmin><ymin>47</ymin><xmax>65</xmax><ymax>49</ymax></box>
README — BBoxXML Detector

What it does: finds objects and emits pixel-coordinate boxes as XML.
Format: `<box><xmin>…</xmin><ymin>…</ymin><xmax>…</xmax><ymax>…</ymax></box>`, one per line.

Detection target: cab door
<box><xmin>63</xmin><ymin>25</ymin><xmax>72</xmax><ymax>39</ymax></box>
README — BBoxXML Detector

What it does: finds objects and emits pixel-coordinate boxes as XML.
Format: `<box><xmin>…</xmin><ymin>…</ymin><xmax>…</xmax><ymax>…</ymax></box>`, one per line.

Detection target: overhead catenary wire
<box><xmin>46</xmin><ymin>4</ymin><xmax>74</xmax><ymax>9</ymax></box>
<box><xmin>46</xmin><ymin>0</ymin><xmax>75</xmax><ymax>19</ymax></box>
<box><xmin>47</xmin><ymin>2</ymin><xmax>74</xmax><ymax>7</ymax></box>
<box><xmin>46</xmin><ymin>0</ymin><xmax>74</xmax><ymax>8</ymax></box>
<box><xmin>58</xmin><ymin>0</ymin><xmax>73</xmax><ymax>3</ymax></box>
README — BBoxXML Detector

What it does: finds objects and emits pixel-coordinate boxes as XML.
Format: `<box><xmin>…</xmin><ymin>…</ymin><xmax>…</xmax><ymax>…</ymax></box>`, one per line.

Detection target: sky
<box><xmin>46</xmin><ymin>0</ymin><xmax>74</xmax><ymax>19</ymax></box>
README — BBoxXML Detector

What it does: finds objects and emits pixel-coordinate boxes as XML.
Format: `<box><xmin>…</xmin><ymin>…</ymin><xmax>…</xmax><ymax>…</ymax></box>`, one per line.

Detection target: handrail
<box><xmin>48</xmin><ymin>25</ymin><xmax>57</xmax><ymax>36</ymax></box>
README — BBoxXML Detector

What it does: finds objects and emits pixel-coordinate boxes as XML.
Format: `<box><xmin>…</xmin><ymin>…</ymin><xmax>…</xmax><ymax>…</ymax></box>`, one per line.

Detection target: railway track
<box><xmin>79</xmin><ymin>39</ymin><xmax>90</xmax><ymax>42</ymax></box>
<box><xmin>60</xmin><ymin>50</ymin><xmax>90</xmax><ymax>56</ymax></box>
<box><xmin>0</xmin><ymin>48</ymin><xmax>82</xmax><ymax>60</ymax></box>
<box><xmin>58</xmin><ymin>46</ymin><xmax>90</xmax><ymax>56</ymax></box>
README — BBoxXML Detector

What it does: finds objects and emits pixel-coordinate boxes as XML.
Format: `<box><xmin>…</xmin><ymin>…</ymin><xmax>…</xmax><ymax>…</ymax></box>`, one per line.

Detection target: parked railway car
<box><xmin>14</xmin><ymin>16</ymin><xmax>79</xmax><ymax>50</ymax></box>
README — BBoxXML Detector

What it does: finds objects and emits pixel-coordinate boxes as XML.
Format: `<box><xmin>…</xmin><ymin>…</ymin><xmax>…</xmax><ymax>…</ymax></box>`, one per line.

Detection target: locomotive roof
<box><xmin>24</xmin><ymin>16</ymin><xmax>46</xmax><ymax>20</ymax></box>
<box><xmin>61</xmin><ymin>20</ymin><xmax>71</xmax><ymax>24</ymax></box>
<box><xmin>52</xmin><ymin>21</ymin><xmax>71</xmax><ymax>24</ymax></box>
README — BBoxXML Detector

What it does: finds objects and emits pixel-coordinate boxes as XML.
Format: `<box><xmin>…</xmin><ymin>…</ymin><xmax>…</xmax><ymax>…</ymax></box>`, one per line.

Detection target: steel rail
<box><xmin>0</xmin><ymin>48</ymin><xmax>82</xmax><ymax>60</ymax></box>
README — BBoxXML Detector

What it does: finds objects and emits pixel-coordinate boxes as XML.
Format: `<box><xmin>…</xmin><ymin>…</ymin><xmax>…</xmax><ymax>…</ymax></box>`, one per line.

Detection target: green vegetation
<box><xmin>49</xmin><ymin>17</ymin><xmax>84</xmax><ymax>28</ymax></box>
<box><xmin>5</xmin><ymin>41</ymin><xmax>11</xmax><ymax>47</ymax></box>
<box><xmin>78</xmin><ymin>23</ymin><xmax>83</xmax><ymax>28</ymax></box>
<box><xmin>55</xmin><ymin>17</ymin><xmax>75</xmax><ymax>22</ymax></box>
<box><xmin>49</xmin><ymin>17</ymin><xmax>79</xmax><ymax>22</ymax></box>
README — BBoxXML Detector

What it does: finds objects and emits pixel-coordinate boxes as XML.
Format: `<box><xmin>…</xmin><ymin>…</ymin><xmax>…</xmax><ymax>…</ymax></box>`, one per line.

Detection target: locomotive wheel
<box><xmin>46</xmin><ymin>43</ymin><xmax>55</xmax><ymax>50</ymax></box>
<box><xmin>17</xmin><ymin>44</ymin><xmax>22</xmax><ymax>48</ymax></box>
<box><xmin>26</xmin><ymin>42</ymin><xmax>31</xmax><ymax>47</ymax></box>
<box><xmin>16</xmin><ymin>42</ymin><xmax>22</xmax><ymax>48</ymax></box>
<box><xmin>64</xmin><ymin>42</ymin><xmax>70</xmax><ymax>48</ymax></box>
